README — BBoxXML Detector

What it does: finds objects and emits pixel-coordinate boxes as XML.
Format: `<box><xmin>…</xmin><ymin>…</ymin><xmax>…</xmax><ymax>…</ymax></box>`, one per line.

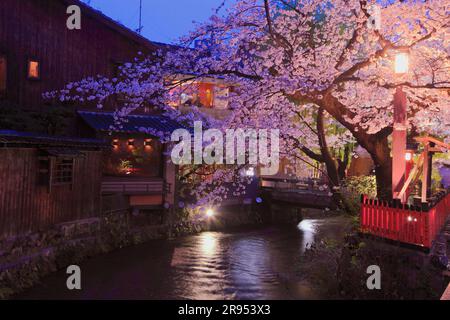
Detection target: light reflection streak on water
<box><xmin>200</xmin><ymin>232</ymin><xmax>218</xmax><ymax>256</ymax></box>
<box><xmin>175</xmin><ymin>232</ymin><xmax>226</xmax><ymax>300</ymax></box>
<box><xmin>297</xmin><ymin>219</ymin><xmax>319</xmax><ymax>252</ymax></box>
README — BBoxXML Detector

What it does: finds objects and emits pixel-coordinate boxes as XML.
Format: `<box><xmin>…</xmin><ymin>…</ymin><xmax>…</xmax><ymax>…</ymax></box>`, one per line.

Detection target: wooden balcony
<box><xmin>101</xmin><ymin>176</ymin><xmax>169</xmax><ymax>195</ymax></box>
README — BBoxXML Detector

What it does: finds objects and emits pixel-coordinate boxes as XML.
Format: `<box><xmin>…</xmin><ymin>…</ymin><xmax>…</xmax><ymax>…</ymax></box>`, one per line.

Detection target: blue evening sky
<box><xmin>82</xmin><ymin>0</ymin><xmax>232</xmax><ymax>44</ymax></box>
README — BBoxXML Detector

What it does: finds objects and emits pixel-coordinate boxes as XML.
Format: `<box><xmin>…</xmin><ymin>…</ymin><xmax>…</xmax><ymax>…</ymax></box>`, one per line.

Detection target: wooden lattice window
<box><xmin>52</xmin><ymin>158</ymin><xmax>74</xmax><ymax>185</ymax></box>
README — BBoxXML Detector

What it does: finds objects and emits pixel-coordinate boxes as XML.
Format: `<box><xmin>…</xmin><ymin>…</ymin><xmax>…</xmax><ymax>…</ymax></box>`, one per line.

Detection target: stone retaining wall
<box><xmin>0</xmin><ymin>204</ymin><xmax>265</xmax><ymax>299</ymax></box>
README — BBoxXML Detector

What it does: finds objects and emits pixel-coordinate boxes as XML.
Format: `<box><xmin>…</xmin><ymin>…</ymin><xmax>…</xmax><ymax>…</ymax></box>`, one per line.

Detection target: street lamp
<box><xmin>392</xmin><ymin>50</ymin><xmax>409</xmax><ymax>202</ymax></box>
<box><xmin>394</xmin><ymin>52</ymin><xmax>409</xmax><ymax>74</ymax></box>
<box><xmin>245</xmin><ymin>167</ymin><xmax>255</xmax><ymax>177</ymax></box>
<box><xmin>206</xmin><ymin>208</ymin><xmax>215</xmax><ymax>217</ymax></box>
<box><xmin>404</xmin><ymin>151</ymin><xmax>413</xmax><ymax>161</ymax></box>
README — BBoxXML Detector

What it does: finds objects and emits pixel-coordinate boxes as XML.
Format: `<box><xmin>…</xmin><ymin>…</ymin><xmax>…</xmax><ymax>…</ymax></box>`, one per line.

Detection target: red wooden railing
<box><xmin>361</xmin><ymin>190</ymin><xmax>450</xmax><ymax>248</ymax></box>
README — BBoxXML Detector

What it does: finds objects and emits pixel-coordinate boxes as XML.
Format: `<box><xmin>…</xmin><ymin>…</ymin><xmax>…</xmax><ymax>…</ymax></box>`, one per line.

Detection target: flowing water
<box><xmin>18</xmin><ymin>220</ymin><xmax>339</xmax><ymax>300</ymax></box>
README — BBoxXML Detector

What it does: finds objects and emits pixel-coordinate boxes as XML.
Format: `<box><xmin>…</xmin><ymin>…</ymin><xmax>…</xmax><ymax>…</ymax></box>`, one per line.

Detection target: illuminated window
<box><xmin>27</xmin><ymin>59</ymin><xmax>40</xmax><ymax>79</ymax></box>
<box><xmin>0</xmin><ymin>55</ymin><xmax>6</xmax><ymax>96</ymax></box>
<box><xmin>198</xmin><ymin>83</ymin><xmax>214</xmax><ymax>108</ymax></box>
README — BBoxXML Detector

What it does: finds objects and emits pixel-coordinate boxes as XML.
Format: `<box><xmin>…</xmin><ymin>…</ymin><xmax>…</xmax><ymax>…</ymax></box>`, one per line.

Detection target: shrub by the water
<box><xmin>340</xmin><ymin>176</ymin><xmax>377</xmax><ymax>215</ymax></box>
<box><xmin>301</xmin><ymin>234</ymin><xmax>446</xmax><ymax>300</ymax></box>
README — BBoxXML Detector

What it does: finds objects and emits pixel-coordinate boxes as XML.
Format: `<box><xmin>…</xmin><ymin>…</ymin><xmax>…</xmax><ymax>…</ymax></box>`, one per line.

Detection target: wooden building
<box><xmin>0</xmin><ymin>0</ymin><xmax>159</xmax><ymax>109</ymax></box>
<box><xmin>0</xmin><ymin>0</ymin><xmax>183</xmax><ymax>236</ymax></box>
<box><xmin>0</xmin><ymin>0</ymin><xmax>247</xmax><ymax>231</ymax></box>
<box><xmin>0</xmin><ymin>0</ymin><xmax>228</xmax><ymax>113</ymax></box>
<box><xmin>0</xmin><ymin>130</ymin><xmax>106</xmax><ymax>238</ymax></box>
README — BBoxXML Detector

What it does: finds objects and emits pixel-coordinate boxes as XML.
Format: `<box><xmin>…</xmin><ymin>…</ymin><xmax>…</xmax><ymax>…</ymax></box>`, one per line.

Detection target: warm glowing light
<box><xmin>200</xmin><ymin>233</ymin><xmax>217</xmax><ymax>255</ymax></box>
<box><xmin>28</xmin><ymin>60</ymin><xmax>40</xmax><ymax>79</ymax></box>
<box><xmin>206</xmin><ymin>208</ymin><xmax>215</xmax><ymax>217</ymax></box>
<box><xmin>127</xmin><ymin>139</ymin><xmax>135</xmax><ymax>147</ymax></box>
<box><xmin>407</xmin><ymin>216</ymin><xmax>413</xmax><ymax>222</ymax></box>
<box><xmin>395</xmin><ymin>52</ymin><xmax>409</xmax><ymax>74</ymax></box>
<box><xmin>245</xmin><ymin>167</ymin><xmax>255</xmax><ymax>177</ymax></box>
<box><xmin>405</xmin><ymin>152</ymin><xmax>412</xmax><ymax>161</ymax></box>
<box><xmin>112</xmin><ymin>139</ymin><xmax>119</xmax><ymax>148</ymax></box>
<box><xmin>298</xmin><ymin>219</ymin><xmax>319</xmax><ymax>252</ymax></box>
<box><xmin>144</xmin><ymin>139</ymin><xmax>152</xmax><ymax>147</ymax></box>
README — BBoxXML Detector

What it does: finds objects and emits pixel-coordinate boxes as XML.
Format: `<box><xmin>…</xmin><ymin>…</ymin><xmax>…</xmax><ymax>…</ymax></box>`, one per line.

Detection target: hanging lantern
<box><xmin>112</xmin><ymin>139</ymin><xmax>119</xmax><ymax>149</ymax></box>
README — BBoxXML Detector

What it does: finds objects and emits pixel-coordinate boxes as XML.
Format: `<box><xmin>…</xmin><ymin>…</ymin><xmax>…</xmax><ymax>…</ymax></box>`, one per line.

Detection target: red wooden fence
<box><xmin>361</xmin><ymin>191</ymin><xmax>450</xmax><ymax>248</ymax></box>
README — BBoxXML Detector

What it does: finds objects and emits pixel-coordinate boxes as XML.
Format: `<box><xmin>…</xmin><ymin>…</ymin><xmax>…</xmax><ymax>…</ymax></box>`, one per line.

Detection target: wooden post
<box><xmin>421</xmin><ymin>144</ymin><xmax>429</xmax><ymax>203</ymax></box>
<box><xmin>427</xmin><ymin>143</ymin><xmax>434</xmax><ymax>199</ymax></box>
<box><xmin>392</xmin><ymin>86</ymin><xmax>407</xmax><ymax>202</ymax></box>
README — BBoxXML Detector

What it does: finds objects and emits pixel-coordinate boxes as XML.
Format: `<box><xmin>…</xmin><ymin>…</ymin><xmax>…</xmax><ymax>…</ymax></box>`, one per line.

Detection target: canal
<box><xmin>18</xmin><ymin>219</ymin><xmax>344</xmax><ymax>300</ymax></box>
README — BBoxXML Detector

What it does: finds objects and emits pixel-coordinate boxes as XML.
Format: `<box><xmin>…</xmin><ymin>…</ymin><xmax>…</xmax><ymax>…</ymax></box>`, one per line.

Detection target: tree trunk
<box><xmin>374</xmin><ymin>159</ymin><xmax>392</xmax><ymax>201</ymax></box>
<box><xmin>316</xmin><ymin>108</ymin><xmax>340</xmax><ymax>187</ymax></box>
<box><xmin>315</xmin><ymin>108</ymin><xmax>355</xmax><ymax>211</ymax></box>
<box><xmin>338</xmin><ymin>144</ymin><xmax>351</xmax><ymax>180</ymax></box>
<box><xmin>306</xmin><ymin>93</ymin><xmax>394</xmax><ymax>201</ymax></box>
<box><xmin>362</xmin><ymin>135</ymin><xmax>392</xmax><ymax>201</ymax></box>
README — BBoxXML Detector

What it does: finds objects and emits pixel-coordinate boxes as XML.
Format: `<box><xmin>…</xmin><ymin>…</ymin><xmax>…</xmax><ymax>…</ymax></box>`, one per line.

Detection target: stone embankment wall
<box><xmin>0</xmin><ymin>203</ymin><xmax>266</xmax><ymax>299</ymax></box>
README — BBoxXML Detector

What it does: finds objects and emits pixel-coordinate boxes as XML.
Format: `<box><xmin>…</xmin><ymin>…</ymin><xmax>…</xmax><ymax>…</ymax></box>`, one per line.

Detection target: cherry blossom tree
<box><xmin>47</xmin><ymin>0</ymin><xmax>449</xmax><ymax>203</ymax></box>
<box><xmin>168</xmin><ymin>0</ymin><xmax>449</xmax><ymax>199</ymax></box>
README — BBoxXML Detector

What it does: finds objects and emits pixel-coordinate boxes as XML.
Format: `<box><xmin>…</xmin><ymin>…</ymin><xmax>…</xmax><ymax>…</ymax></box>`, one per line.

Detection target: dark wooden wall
<box><xmin>0</xmin><ymin>148</ymin><xmax>102</xmax><ymax>238</ymax></box>
<box><xmin>0</xmin><ymin>0</ymin><xmax>157</xmax><ymax>109</ymax></box>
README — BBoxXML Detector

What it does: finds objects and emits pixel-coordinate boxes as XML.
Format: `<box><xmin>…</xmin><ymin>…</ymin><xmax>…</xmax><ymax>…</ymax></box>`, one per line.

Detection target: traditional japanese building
<box><xmin>0</xmin><ymin>0</ymin><xmax>184</xmax><ymax>227</ymax></box>
<box><xmin>0</xmin><ymin>130</ymin><xmax>107</xmax><ymax>238</ymax></box>
<box><xmin>0</xmin><ymin>0</ymin><xmax>160</xmax><ymax>110</ymax></box>
<box><xmin>0</xmin><ymin>0</ymin><xmax>256</xmax><ymax>234</ymax></box>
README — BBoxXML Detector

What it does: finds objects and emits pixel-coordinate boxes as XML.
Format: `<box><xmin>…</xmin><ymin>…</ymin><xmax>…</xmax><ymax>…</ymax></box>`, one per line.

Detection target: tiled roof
<box><xmin>77</xmin><ymin>111</ymin><xmax>184</xmax><ymax>135</ymax></box>
<box><xmin>0</xmin><ymin>130</ymin><xmax>107</xmax><ymax>148</ymax></box>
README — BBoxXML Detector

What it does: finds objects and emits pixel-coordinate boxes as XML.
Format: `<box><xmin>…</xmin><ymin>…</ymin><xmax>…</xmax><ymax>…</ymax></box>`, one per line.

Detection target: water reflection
<box><xmin>18</xmin><ymin>221</ymin><xmax>322</xmax><ymax>300</ymax></box>
<box><xmin>298</xmin><ymin>219</ymin><xmax>319</xmax><ymax>252</ymax></box>
<box><xmin>200</xmin><ymin>232</ymin><xmax>218</xmax><ymax>256</ymax></box>
<box><xmin>229</xmin><ymin>237</ymin><xmax>271</xmax><ymax>299</ymax></box>
<box><xmin>172</xmin><ymin>232</ymin><xmax>225</xmax><ymax>300</ymax></box>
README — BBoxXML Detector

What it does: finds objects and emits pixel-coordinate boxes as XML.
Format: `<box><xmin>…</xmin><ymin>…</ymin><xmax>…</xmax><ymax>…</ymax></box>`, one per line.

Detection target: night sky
<box><xmin>82</xmin><ymin>0</ymin><xmax>232</xmax><ymax>44</ymax></box>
